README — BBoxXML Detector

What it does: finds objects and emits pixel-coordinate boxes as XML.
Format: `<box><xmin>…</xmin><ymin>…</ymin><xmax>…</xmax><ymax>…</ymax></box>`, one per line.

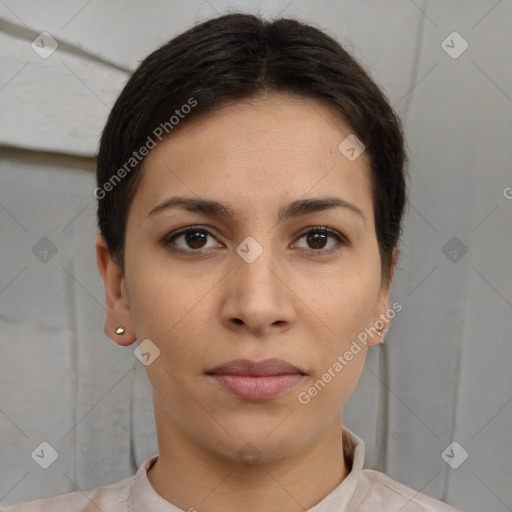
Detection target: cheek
<box><xmin>315</xmin><ymin>268</ymin><xmax>380</xmax><ymax>335</ymax></box>
<box><xmin>302</xmin><ymin>265</ymin><xmax>381</xmax><ymax>385</ymax></box>
<box><xmin>333</xmin><ymin>287</ymin><xmax>377</xmax><ymax>335</ymax></box>
<box><xmin>125</xmin><ymin>257</ymin><xmax>216</xmax><ymax>371</ymax></box>
<box><xmin>302</xmin><ymin>289</ymin><xmax>372</xmax><ymax>407</ymax></box>
<box><xmin>125</xmin><ymin>250</ymin><xmax>199</xmax><ymax>337</ymax></box>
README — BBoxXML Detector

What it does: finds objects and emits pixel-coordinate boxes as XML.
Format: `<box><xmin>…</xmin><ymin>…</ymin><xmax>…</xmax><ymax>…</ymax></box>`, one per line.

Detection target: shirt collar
<box><xmin>128</xmin><ymin>426</ymin><xmax>365</xmax><ymax>512</ymax></box>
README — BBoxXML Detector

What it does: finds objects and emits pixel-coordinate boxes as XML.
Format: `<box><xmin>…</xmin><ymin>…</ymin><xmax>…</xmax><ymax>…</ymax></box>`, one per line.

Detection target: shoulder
<box><xmin>0</xmin><ymin>475</ymin><xmax>134</xmax><ymax>512</ymax></box>
<box><xmin>357</xmin><ymin>469</ymin><xmax>463</xmax><ymax>511</ymax></box>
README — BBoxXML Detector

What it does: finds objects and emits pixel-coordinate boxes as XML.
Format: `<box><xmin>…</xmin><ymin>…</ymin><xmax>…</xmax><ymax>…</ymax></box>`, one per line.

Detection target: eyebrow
<box><xmin>147</xmin><ymin>196</ymin><xmax>365</xmax><ymax>224</ymax></box>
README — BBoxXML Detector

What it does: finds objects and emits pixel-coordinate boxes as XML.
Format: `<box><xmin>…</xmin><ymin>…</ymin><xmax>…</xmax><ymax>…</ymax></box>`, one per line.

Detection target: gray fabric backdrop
<box><xmin>1</xmin><ymin>2</ymin><xmax>511</xmax><ymax>511</ymax></box>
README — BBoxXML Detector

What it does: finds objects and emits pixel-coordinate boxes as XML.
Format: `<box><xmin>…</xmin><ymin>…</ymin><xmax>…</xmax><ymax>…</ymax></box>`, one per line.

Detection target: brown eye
<box><xmin>307</xmin><ymin>231</ymin><xmax>329</xmax><ymax>249</ymax></box>
<box><xmin>184</xmin><ymin>230</ymin><xmax>208</xmax><ymax>249</ymax></box>
<box><xmin>294</xmin><ymin>226</ymin><xmax>347</xmax><ymax>253</ymax></box>
<box><xmin>164</xmin><ymin>226</ymin><xmax>222</xmax><ymax>253</ymax></box>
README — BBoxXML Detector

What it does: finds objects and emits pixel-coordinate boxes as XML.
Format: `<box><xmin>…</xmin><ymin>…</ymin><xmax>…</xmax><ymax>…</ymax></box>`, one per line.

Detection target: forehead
<box><xmin>130</xmin><ymin>93</ymin><xmax>373</xmax><ymax>220</ymax></box>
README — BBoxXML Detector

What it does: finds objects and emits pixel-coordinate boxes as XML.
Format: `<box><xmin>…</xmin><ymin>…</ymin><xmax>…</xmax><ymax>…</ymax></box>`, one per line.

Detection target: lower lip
<box><xmin>209</xmin><ymin>374</ymin><xmax>304</xmax><ymax>401</ymax></box>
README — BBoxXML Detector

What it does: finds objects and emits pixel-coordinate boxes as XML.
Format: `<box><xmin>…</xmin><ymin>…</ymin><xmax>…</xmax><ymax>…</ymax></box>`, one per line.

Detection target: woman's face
<box><xmin>99</xmin><ymin>93</ymin><xmax>393</xmax><ymax>463</ymax></box>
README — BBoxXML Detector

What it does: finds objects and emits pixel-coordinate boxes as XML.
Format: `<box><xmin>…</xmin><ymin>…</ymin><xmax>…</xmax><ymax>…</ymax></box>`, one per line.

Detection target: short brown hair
<box><xmin>96</xmin><ymin>12</ymin><xmax>408</xmax><ymax>281</ymax></box>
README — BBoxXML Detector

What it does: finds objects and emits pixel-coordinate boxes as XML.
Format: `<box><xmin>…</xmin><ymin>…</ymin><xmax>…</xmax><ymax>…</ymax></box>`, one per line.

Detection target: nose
<box><xmin>220</xmin><ymin>245</ymin><xmax>296</xmax><ymax>337</ymax></box>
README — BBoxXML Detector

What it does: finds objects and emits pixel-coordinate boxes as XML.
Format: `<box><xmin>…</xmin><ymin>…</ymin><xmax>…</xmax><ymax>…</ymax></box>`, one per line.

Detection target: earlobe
<box><xmin>95</xmin><ymin>234</ymin><xmax>137</xmax><ymax>346</ymax></box>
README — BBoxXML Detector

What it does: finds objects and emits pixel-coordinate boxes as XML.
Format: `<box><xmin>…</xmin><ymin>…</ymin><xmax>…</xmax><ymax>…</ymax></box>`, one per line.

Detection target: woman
<box><xmin>2</xmin><ymin>12</ymin><xmax>462</xmax><ymax>512</ymax></box>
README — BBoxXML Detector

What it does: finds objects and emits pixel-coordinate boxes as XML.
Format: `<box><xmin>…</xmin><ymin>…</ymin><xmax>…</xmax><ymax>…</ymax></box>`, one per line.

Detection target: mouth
<box><xmin>206</xmin><ymin>358</ymin><xmax>306</xmax><ymax>401</ymax></box>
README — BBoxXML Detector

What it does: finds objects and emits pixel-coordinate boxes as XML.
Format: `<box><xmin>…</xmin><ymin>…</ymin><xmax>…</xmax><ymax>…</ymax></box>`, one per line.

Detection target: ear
<box><xmin>367</xmin><ymin>247</ymin><xmax>399</xmax><ymax>347</ymax></box>
<box><xmin>95</xmin><ymin>234</ymin><xmax>137</xmax><ymax>346</ymax></box>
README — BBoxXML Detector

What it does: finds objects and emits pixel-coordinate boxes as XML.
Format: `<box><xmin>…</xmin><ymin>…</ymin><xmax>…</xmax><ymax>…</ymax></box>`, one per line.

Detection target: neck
<box><xmin>146</xmin><ymin>402</ymin><xmax>349</xmax><ymax>512</ymax></box>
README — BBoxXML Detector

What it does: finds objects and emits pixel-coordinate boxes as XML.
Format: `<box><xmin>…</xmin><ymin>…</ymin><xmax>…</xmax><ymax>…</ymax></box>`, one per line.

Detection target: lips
<box><xmin>206</xmin><ymin>358</ymin><xmax>306</xmax><ymax>401</ymax></box>
<box><xmin>206</xmin><ymin>358</ymin><xmax>306</xmax><ymax>377</ymax></box>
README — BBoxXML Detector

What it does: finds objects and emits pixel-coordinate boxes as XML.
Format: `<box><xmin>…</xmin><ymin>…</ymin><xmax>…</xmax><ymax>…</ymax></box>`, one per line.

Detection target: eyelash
<box><xmin>162</xmin><ymin>224</ymin><xmax>349</xmax><ymax>256</ymax></box>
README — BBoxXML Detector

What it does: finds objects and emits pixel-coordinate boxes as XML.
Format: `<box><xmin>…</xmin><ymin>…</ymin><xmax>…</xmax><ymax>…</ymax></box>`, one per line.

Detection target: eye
<box><xmin>163</xmin><ymin>225</ymin><xmax>348</xmax><ymax>256</ymax></box>
<box><xmin>293</xmin><ymin>226</ymin><xmax>348</xmax><ymax>254</ymax></box>
<box><xmin>163</xmin><ymin>225</ymin><xmax>222</xmax><ymax>254</ymax></box>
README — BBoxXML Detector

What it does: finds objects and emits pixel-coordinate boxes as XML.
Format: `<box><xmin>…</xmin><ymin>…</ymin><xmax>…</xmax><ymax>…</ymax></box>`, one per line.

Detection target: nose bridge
<box><xmin>234</xmin><ymin>236</ymin><xmax>282</xmax><ymax>300</ymax></box>
<box><xmin>225</xmin><ymin>234</ymin><xmax>295</xmax><ymax>331</ymax></box>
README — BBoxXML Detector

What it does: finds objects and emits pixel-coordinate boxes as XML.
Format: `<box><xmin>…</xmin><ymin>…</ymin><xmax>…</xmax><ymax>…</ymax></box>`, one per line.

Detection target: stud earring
<box><xmin>115</xmin><ymin>326</ymin><xmax>125</xmax><ymax>335</ymax></box>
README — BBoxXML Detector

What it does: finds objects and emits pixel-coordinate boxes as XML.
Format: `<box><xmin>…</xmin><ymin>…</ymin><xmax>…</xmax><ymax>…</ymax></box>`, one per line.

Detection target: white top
<box><xmin>0</xmin><ymin>428</ymin><xmax>462</xmax><ymax>511</ymax></box>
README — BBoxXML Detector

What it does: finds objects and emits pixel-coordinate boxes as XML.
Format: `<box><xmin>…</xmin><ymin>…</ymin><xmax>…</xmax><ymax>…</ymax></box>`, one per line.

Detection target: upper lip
<box><xmin>206</xmin><ymin>358</ymin><xmax>306</xmax><ymax>376</ymax></box>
